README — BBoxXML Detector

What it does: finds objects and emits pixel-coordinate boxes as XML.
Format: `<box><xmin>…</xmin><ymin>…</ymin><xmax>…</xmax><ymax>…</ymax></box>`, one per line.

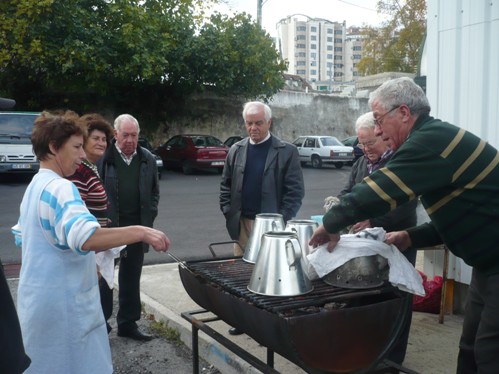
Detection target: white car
<box><xmin>292</xmin><ymin>135</ymin><xmax>355</xmax><ymax>169</ymax></box>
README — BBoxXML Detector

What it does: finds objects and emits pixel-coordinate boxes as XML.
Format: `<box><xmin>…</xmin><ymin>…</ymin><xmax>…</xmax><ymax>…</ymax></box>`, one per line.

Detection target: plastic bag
<box><xmin>412</xmin><ymin>270</ymin><xmax>443</xmax><ymax>314</ymax></box>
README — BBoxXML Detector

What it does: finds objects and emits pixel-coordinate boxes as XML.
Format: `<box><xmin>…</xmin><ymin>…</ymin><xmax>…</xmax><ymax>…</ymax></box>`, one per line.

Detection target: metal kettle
<box><xmin>248</xmin><ymin>231</ymin><xmax>313</xmax><ymax>296</ymax></box>
<box><xmin>243</xmin><ymin>213</ymin><xmax>284</xmax><ymax>263</ymax></box>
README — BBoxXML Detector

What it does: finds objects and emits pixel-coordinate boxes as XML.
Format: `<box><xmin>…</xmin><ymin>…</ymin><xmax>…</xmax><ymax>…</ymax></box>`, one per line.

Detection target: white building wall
<box><xmin>425</xmin><ymin>0</ymin><xmax>499</xmax><ymax>284</ymax></box>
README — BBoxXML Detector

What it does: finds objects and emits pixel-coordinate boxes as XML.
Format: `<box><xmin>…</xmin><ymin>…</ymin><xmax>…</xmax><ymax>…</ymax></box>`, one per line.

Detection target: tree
<box><xmin>190</xmin><ymin>13</ymin><xmax>287</xmax><ymax>100</ymax></box>
<box><xmin>0</xmin><ymin>0</ymin><xmax>286</xmax><ymax>129</ymax></box>
<box><xmin>357</xmin><ymin>0</ymin><xmax>426</xmax><ymax>76</ymax></box>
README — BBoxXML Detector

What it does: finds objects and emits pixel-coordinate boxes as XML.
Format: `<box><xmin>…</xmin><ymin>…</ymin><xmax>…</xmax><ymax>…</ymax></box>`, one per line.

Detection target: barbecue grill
<box><xmin>178</xmin><ymin>243</ymin><xmax>413</xmax><ymax>374</ymax></box>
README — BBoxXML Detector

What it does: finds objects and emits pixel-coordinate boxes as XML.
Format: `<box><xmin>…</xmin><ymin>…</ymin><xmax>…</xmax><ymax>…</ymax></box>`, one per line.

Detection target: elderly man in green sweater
<box><xmin>309</xmin><ymin>77</ymin><xmax>499</xmax><ymax>373</ymax></box>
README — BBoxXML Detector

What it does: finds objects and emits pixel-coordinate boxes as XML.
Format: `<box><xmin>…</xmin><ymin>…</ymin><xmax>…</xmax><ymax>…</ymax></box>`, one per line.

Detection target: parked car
<box><xmin>341</xmin><ymin>135</ymin><xmax>364</xmax><ymax>164</ymax></box>
<box><xmin>223</xmin><ymin>135</ymin><xmax>243</xmax><ymax>148</ymax></box>
<box><xmin>154</xmin><ymin>134</ymin><xmax>228</xmax><ymax>175</ymax></box>
<box><xmin>292</xmin><ymin>135</ymin><xmax>355</xmax><ymax>169</ymax></box>
<box><xmin>138</xmin><ymin>137</ymin><xmax>163</xmax><ymax>179</ymax></box>
<box><xmin>0</xmin><ymin>112</ymin><xmax>40</xmax><ymax>174</ymax></box>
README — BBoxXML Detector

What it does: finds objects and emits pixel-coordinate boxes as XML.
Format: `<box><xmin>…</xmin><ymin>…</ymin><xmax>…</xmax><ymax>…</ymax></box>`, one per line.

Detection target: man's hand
<box><xmin>385</xmin><ymin>230</ymin><xmax>411</xmax><ymax>251</ymax></box>
<box><xmin>308</xmin><ymin>224</ymin><xmax>341</xmax><ymax>252</ymax></box>
<box><xmin>351</xmin><ymin>219</ymin><xmax>371</xmax><ymax>233</ymax></box>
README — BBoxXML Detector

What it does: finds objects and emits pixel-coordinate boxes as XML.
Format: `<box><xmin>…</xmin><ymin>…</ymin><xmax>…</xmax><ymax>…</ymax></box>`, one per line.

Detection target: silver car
<box><xmin>293</xmin><ymin>135</ymin><xmax>354</xmax><ymax>169</ymax></box>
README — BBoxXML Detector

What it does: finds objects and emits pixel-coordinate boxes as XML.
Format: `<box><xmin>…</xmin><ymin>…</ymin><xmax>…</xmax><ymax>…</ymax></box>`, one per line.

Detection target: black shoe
<box><xmin>118</xmin><ymin>328</ymin><xmax>154</xmax><ymax>341</ymax></box>
<box><xmin>228</xmin><ymin>327</ymin><xmax>243</xmax><ymax>336</ymax></box>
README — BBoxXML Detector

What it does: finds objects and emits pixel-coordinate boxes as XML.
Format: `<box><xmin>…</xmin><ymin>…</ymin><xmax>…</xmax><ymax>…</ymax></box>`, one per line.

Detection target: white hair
<box><xmin>114</xmin><ymin>114</ymin><xmax>140</xmax><ymax>133</ymax></box>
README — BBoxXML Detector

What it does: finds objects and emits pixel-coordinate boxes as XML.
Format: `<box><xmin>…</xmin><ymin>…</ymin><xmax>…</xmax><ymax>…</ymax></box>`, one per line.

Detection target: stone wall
<box><xmin>154</xmin><ymin>91</ymin><xmax>369</xmax><ymax>144</ymax></box>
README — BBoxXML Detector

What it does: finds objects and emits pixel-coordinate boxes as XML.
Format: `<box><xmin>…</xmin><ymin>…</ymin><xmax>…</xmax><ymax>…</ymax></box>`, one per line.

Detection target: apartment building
<box><xmin>277</xmin><ymin>15</ymin><xmax>364</xmax><ymax>87</ymax></box>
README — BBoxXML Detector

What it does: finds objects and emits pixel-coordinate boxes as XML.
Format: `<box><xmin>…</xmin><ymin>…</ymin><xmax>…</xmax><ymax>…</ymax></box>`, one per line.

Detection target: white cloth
<box><xmin>96</xmin><ymin>246</ymin><xmax>125</xmax><ymax>289</ymax></box>
<box><xmin>307</xmin><ymin>227</ymin><xmax>425</xmax><ymax>296</ymax></box>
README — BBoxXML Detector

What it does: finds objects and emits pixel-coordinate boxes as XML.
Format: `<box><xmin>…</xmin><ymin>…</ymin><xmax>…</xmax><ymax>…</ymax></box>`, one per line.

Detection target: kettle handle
<box><xmin>285</xmin><ymin>239</ymin><xmax>301</xmax><ymax>270</ymax></box>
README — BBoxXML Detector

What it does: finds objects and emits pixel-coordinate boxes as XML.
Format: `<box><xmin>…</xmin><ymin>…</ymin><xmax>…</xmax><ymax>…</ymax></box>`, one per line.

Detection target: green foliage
<box><xmin>0</xmin><ymin>0</ymin><xmax>285</xmax><ymax>128</ymax></box>
<box><xmin>357</xmin><ymin>0</ymin><xmax>426</xmax><ymax>76</ymax></box>
<box><xmin>191</xmin><ymin>13</ymin><xmax>287</xmax><ymax>100</ymax></box>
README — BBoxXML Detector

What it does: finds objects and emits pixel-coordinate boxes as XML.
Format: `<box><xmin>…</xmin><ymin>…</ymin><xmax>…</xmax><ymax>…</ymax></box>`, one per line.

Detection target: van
<box><xmin>0</xmin><ymin>112</ymin><xmax>40</xmax><ymax>174</ymax></box>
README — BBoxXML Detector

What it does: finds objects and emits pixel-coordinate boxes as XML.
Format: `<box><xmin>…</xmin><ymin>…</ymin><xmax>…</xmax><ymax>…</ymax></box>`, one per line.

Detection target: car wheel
<box><xmin>311</xmin><ymin>156</ymin><xmax>322</xmax><ymax>169</ymax></box>
<box><xmin>182</xmin><ymin>161</ymin><xmax>192</xmax><ymax>175</ymax></box>
<box><xmin>334</xmin><ymin>162</ymin><xmax>344</xmax><ymax>169</ymax></box>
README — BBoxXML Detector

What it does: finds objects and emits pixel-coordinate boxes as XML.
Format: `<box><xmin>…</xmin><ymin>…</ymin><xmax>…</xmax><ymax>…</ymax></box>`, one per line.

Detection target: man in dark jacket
<box><xmin>338</xmin><ymin>111</ymin><xmax>417</xmax><ymax>365</ymax></box>
<box><xmin>310</xmin><ymin>77</ymin><xmax>499</xmax><ymax>373</ymax></box>
<box><xmin>219</xmin><ymin>101</ymin><xmax>304</xmax><ymax>335</ymax></box>
<box><xmin>98</xmin><ymin>114</ymin><xmax>159</xmax><ymax>341</ymax></box>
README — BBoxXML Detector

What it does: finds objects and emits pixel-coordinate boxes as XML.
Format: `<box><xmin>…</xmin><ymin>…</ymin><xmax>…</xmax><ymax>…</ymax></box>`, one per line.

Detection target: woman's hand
<box><xmin>308</xmin><ymin>224</ymin><xmax>341</xmax><ymax>252</ymax></box>
<box><xmin>142</xmin><ymin>227</ymin><xmax>170</xmax><ymax>252</ymax></box>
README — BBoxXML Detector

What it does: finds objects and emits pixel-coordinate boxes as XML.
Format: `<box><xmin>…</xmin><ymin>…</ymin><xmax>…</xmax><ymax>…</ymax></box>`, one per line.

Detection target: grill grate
<box><xmin>186</xmin><ymin>258</ymin><xmax>395</xmax><ymax>315</ymax></box>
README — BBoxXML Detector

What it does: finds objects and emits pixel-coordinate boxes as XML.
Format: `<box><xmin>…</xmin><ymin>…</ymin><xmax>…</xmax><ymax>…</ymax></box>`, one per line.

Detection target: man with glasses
<box><xmin>337</xmin><ymin>111</ymin><xmax>417</xmax><ymax>365</ymax></box>
<box><xmin>310</xmin><ymin>77</ymin><xmax>499</xmax><ymax>373</ymax></box>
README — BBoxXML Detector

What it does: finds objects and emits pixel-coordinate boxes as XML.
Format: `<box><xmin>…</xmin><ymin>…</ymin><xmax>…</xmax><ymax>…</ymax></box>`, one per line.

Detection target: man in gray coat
<box><xmin>220</xmin><ymin>101</ymin><xmax>304</xmax><ymax>251</ymax></box>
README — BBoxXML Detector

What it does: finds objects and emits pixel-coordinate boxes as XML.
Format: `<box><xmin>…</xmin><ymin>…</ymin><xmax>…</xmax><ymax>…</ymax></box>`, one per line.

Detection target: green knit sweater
<box><xmin>323</xmin><ymin>114</ymin><xmax>499</xmax><ymax>275</ymax></box>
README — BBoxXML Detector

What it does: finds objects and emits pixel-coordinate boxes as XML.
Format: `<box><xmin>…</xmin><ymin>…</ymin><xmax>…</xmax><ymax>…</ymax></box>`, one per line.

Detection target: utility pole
<box><xmin>257</xmin><ymin>0</ymin><xmax>263</xmax><ymax>26</ymax></box>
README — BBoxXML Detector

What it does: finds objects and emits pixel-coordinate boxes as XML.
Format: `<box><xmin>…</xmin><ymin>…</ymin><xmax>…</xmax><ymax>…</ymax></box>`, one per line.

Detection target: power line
<box><xmin>336</xmin><ymin>0</ymin><xmax>378</xmax><ymax>12</ymax></box>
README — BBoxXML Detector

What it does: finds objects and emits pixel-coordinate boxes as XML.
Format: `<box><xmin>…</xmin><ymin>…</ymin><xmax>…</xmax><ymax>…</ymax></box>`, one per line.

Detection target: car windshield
<box><xmin>192</xmin><ymin>136</ymin><xmax>223</xmax><ymax>147</ymax></box>
<box><xmin>320</xmin><ymin>137</ymin><xmax>343</xmax><ymax>146</ymax></box>
<box><xmin>0</xmin><ymin>113</ymin><xmax>37</xmax><ymax>137</ymax></box>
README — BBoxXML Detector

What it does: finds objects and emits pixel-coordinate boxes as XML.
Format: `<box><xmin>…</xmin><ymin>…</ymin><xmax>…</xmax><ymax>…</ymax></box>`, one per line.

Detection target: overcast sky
<box><xmin>213</xmin><ymin>0</ymin><xmax>387</xmax><ymax>36</ymax></box>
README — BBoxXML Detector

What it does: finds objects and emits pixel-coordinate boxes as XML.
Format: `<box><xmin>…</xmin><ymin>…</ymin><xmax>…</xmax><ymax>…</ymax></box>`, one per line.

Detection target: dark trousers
<box><xmin>386</xmin><ymin>246</ymin><xmax>417</xmax><ymax>365</ymax></box>
<box><xmin>457</xmin><ymin>269</ymin><xmax>499</xmax><ymax>374</ymax></box>
<box><xmin>99</xmin><ymin>242</ymin><xmax>145</xmax><ymax>332</ymax></box>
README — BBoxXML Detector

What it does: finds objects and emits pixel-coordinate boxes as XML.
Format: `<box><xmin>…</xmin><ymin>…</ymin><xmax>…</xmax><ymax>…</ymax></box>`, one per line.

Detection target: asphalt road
<box><xmin>0</xmin><ymin>164</ymin><xmax>351</xmax><ymax>265</ymax></box>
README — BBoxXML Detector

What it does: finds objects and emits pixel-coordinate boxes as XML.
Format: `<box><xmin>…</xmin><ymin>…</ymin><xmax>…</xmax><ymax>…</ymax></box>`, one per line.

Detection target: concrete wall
<box><xmin>155</xmin><ymin>91</ymin><xmax>369</xmax><ymax>144</ymax></box>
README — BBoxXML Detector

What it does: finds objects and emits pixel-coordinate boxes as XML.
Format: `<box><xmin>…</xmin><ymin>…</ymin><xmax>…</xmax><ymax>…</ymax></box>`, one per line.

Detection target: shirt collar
<box><xmin>249</xmin><ymin>132</ymin><xmax>271</xmax><ymax>145</ymax></box>
<box><xmin>115</xmin><ymin>142</ymin><xmax>137</xmax><ymax>165</ymax></box>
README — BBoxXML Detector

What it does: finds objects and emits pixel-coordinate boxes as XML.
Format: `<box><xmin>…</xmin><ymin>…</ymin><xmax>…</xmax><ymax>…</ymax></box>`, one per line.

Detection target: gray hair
<box><xmin>114</xmin><ymin>114</ymin><xmax>140</xmax><ymax>133</ymax></box>
<box><xmin>242</xmin><ymin>101</ymin><xmax>272</xmax><ymax>121</ymax></box>
<box><xmin>368</xmin><ymin>77</ymin><xmax>431</xmax><ymax>116</ymax></box>
<box><xmin>354</xmin><ymin>112</ymin><xmax>375</xmax><ymax>132</ymax></box>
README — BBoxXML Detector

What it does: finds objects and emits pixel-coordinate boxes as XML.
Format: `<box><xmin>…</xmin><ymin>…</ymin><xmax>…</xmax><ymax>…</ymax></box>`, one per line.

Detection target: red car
<box><xmin>154</xmin><ymin>134</ymin><xmax>228</xmax><ymax>174</ymax></box>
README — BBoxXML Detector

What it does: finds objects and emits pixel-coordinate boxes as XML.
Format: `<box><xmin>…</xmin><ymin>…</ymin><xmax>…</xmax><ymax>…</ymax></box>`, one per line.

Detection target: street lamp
<box><xmin>257</xmin><ymin>0</ymin><xmax>270</xmax><ymax>27</ymax></box>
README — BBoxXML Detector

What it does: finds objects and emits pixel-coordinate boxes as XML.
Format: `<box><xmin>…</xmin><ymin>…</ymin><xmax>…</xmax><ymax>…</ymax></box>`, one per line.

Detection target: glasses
<box><xmin>357</xmin><ymin>139</ymin><xmax>378</xmax><ymax>149</ymax></box>
<box><xmin>374</xmin><ymin>106</ymin><xmax>399</xmax><ymax>127</ymax></box>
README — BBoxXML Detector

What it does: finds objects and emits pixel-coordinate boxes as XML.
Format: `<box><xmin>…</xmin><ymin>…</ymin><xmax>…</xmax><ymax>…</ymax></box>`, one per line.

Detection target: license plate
<box><xmin>212</xmin><ymin>161</ymin><xmax>224</xmax><ymax>166</ymax></box>
<box><xmin>338</xmin><ymin>153</ymin><xmax>347</xmax><ymax>157</ymax></box>
<box><xmin>13</xmin><ymin>164</ymin><xmax>32</xmax><ymax>169</ymax></box>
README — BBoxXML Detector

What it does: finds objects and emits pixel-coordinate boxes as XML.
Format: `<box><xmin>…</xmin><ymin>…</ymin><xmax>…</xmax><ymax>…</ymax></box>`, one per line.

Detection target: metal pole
<box><xmin>257</xmin><ymin>0</ymin><xmax>263</xmax><ymax>26</ymax></box>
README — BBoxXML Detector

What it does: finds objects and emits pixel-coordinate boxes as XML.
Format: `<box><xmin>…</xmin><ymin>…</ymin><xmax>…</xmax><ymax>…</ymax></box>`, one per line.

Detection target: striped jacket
<box><xmin>323</xmin><ymin>114</ymin><xmax>499</xmax><ymax>275</ymax></box>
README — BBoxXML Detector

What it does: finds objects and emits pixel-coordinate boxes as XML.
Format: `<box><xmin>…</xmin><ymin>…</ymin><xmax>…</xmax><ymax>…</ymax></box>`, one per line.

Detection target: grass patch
<box><xmin>149</xmin><ymin>318</ymin><xmax>183</xmax><ymax>346</ymax></box>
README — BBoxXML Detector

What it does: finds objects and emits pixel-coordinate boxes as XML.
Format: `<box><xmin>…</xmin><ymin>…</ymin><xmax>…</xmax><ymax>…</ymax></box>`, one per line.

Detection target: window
<box><xmin>327</xmin><ymin>54</ymin><xmax>333</xmax><ymax>59</ymax></box>
<box><xmin>311</xmin><ymin>69</ymin><xmax>317</xmax><ymax>75</ymax></box>
<box><xmin>296</xmin><ymin>34</ymin><xmax>306</xmax><ymax>40</ymax></box>
<box><xmin>327</xmin><ymin>46</ymin><xmax>333</xmax><ymax>51</ymax></box>
<box><xmin>334</xmin><ymin>72</ymin><xmax>343</xmax><ymax>77</ymax></box>
<box><xmin>296</xmin><ymin>43</ymin><xmax>306</xmax><ymax>48</ymax></box>
<box><xmin>334</xmin><ymin>55</ymin><xmax>342</xmax><ymax>60</ymax></box>
<box><xmin>334</xmin><ymin>29</ymin><xmax>343</xmax><ymax>34</ymax></box>
<box><xmin>334</xmin><ymin>47</ymin><xmax>343</xmax><ymax>52</ymax></box>
<box><xmin>297</xmin><ymin>26</ymin><xmax>306</xmax><ymax>32</ymax></box>
<box><xmin>335</xmin><ymin>38</ymin><xmax>343</xmax><ymax>43</ymax></box>
<box><xmin>327</xmin><ymin>37</ymin><xmax>333</xmax><ymax>42</ymax></box>
<box><xmin>304</xmin><ymin>138</ymin><xmax>317</xmax><ymax>148</ymax></box>
<box><xmin>327</xmin><ymin>29</ymin><xmax>333</xmax><ymax>34</ymax></box>
<box><xmin>310</xmin><ymin>61</ymin><xmax>317</xmax><ymax>66</ymax></box>
<box><xmin>296</xmin><ymin>61</ymin><xmax>306</xmax><ymax>66</ymax></box>
<box><xmin>298</xmin><ymin>52</ymin><xmax>306</xmax><ymax>57</ymax></box>
<box><xmin>353</xmin><ymin>46</ymin><xmax>362</xmax><ymax>51</ymax></box>
<box><xmin>353</xmin><ymin>54</ymin><xmax>362</xmax><ymax>59</ymax></box>
<box><xmin>297</xmin><ymin>69</ymin><xmax>306</xmax><ymax>74</ymax></box>
<box><xmin>311</xmin><ymin>35</ymin><xmax>317</xmax><ymax>41</ymax></box>
<box><xmin>310</xmin><ymin>52</ymin><xmax>317</xmax><ymax>59</ymax></box>
<box><xmin>310</xmin><ymin>44</ymin><xmax>317</xmax><ymax>49</ymax></box>
<box><xmin>310</xmin><ymin>26</ymin><xmax>317</xmax><ymax>32</ymax></box>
